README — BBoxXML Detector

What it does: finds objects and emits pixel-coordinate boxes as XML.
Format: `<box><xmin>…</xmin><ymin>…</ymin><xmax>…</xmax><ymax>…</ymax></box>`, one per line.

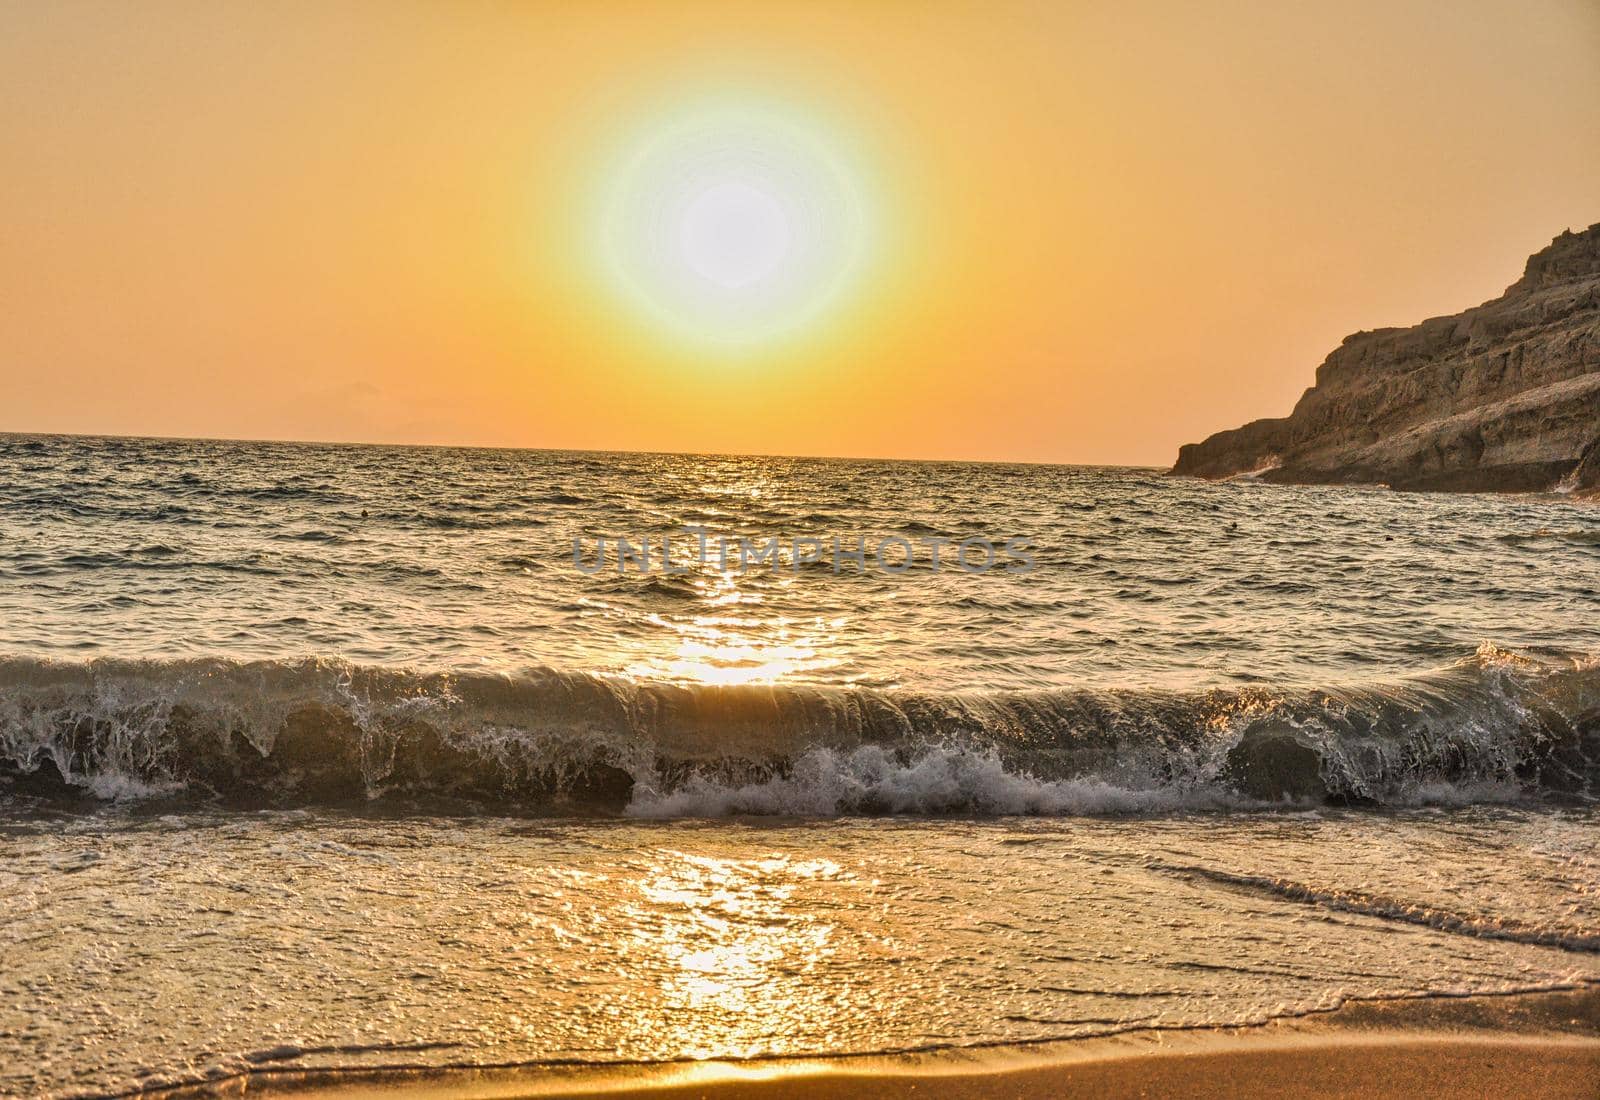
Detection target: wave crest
<box><xmin>0</xmin><ymin>645</ymin><xmax>1596</xmax><ymax>815</ymax></box>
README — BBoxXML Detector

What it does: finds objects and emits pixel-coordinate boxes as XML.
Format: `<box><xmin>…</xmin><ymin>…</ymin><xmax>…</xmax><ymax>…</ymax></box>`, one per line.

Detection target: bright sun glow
<box><xmin>679</xmin><ymin>181</ymin><xmax>793</xmax><ymax>290</ymax></box>
<box><xmin>598</xmin><ymin>98</ymin><xmax>875</xmax><ymax>347</ymax></box>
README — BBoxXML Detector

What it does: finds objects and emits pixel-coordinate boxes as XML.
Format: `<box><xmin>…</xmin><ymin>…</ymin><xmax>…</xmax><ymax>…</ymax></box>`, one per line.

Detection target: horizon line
<box><xmin>0</xmin><ymin>428</ymin><xmax>1168</xmax><ymax>472</ymax></box>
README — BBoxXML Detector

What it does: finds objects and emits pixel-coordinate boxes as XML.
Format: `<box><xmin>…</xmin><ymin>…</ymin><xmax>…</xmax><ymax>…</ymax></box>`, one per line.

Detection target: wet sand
<box><xmin>165</xmin><ymin>987</ymin><xmax>1600</xmax><ymax>1099</ymax></box>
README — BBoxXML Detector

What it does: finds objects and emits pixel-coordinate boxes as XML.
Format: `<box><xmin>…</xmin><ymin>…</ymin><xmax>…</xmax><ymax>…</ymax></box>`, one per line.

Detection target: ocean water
<box><xmin>1</xmin><ymin>433</ymin><xmax>1597</xmax><ymax>1096</ymax></box>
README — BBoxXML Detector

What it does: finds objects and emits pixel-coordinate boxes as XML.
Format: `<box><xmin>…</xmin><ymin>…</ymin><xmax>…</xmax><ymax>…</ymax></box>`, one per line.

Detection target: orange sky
<box><xmin>4</xmin><ymin>1</ymin><xmax>1598</xmax><ymax>464</ymax></box>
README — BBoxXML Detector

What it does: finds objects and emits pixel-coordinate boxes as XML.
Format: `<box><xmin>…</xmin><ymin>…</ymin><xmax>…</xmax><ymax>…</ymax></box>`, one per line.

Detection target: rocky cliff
<box><xmin>1172</xmin><ymin>224</ymin><xmax>1600</xmax><ymax>493</ymax></box>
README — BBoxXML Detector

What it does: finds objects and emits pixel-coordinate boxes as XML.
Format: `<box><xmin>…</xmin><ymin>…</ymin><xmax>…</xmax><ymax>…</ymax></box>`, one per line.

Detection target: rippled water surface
<box><xmin>3</xmin><ymin>434</ymin><xmax>1597</xmax><ymax>688</ymax></box>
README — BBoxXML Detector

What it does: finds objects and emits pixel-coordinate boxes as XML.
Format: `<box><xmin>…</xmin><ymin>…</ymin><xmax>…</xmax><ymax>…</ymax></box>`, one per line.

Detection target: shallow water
<box><xmin>2</xmin><ymin>806</ymin><xmax>1596</xmax><ymax>1098</ymax></box>
<box><xmin>1</xmin><ymin>435</ymin><xmax>1597</xmax><ymax>1097</ymax></box>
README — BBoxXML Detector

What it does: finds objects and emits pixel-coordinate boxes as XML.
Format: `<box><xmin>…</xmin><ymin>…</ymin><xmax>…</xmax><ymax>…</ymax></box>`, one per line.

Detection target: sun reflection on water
<box><xmin>621</xmin><ymin>571</ymin><xmax>847</xmax><ymax>685</ymax></box>
<box><xmin>626</xmin><ymin>634</ymin><xmax>832</xmax><ymax>686</ymax></box>
<box><xmin>624</xmin><ymin>852</ymin><xmax>845</xmax><ymax>1059</ymax></box>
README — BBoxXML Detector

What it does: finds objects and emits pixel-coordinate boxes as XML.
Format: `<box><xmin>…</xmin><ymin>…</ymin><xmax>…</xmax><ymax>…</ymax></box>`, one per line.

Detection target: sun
<box><xmin>678</xmin><ymin>180</ymin><xmax>793</xmax><ymax>291</ymax></box>
<box><xmin>596</xmin><ymin>97</ymin><xmax>876</xmax><ymax>348</ymax></box>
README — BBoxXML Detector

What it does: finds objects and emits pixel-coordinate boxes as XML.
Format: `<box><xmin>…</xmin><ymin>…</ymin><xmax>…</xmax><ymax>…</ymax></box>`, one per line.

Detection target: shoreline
<box><xmin>149</xmin><ymin>986</ymin><xmax>1600</xmax><ymax>1100</ymax></box>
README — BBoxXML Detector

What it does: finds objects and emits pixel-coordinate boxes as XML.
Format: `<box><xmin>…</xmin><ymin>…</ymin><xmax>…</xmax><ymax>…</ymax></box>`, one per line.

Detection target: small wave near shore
<box><xmin>1</xmin><ymin>644</ymin><xmax>1595</xmax><ymax>815</ymax></box>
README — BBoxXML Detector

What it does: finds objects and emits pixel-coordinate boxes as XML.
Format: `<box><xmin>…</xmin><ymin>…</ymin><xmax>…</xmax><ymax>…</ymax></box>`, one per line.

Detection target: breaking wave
<box><xmin>1</xmin><ymin>644</ymin><xmax>1596</xmax><ymax>815</ymax></box>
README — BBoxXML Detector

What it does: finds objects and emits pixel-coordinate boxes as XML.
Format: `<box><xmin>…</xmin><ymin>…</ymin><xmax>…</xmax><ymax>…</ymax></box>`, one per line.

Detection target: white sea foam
<box><xmin>626</xmin><ymin>744</ymin><xmax>1237</xmax><ymax>818</ymax></box>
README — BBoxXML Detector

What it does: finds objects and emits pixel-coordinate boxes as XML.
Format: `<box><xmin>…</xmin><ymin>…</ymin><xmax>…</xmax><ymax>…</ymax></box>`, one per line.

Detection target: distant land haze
<box><xmin>3</xmin><ymin>2</ymin><xmax>1599</xmax><ymax>463</ymax></box>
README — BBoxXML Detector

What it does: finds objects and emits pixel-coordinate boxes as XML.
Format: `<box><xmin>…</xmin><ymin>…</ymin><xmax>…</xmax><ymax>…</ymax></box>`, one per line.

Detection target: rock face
<box><xmin>1173</xmin><ymin>224</ymin><xmax>1600</xmax><ymax>493</ymax></box>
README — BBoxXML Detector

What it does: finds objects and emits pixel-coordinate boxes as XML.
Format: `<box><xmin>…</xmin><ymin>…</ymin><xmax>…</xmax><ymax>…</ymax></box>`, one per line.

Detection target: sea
<box><xmin>1</xmin><ymin>433</ymin><xmax>1596</xmax><ymax>1097</ymax></box>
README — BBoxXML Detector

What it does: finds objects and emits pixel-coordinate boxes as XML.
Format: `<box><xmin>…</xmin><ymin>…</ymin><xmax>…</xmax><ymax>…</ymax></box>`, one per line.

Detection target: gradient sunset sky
<box><xmin>4</xmin><ymin>1</ymin><xmax>1598</xmax><ymax>464</ymax></box>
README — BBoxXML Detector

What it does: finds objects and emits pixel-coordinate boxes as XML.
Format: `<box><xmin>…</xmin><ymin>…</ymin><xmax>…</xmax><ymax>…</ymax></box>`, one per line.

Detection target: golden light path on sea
<box><xmin>620</xmin><ymin>570</ymin><xmax>848</xmax><ymax>687</ymax></box>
